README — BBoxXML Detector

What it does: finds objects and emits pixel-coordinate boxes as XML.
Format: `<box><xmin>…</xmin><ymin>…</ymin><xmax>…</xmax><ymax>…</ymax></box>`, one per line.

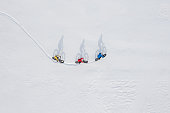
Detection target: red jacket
<box><xmin>78</xmin><ymin>58</ymin><xmax>84</xmax><ymax>63</ymax></box>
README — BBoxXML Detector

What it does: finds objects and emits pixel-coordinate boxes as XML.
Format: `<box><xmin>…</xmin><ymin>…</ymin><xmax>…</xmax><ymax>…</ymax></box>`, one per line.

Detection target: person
<box><xmin>52</xmin><ymin>55</ymin><xmax>60</xmax><ymax>61</ymax></box>
<box><xmin>78</xmin><ymin>58</ymin><xmax>84</xmax><ymax>63</ymax></box>
<box><xmin>75</xmin><ymin>58</ymin><xmax>88</xmax><ymax>64</ymax></box>
<box><xmin>95</xmin><ymin>53</ymin><xmax>106</xmax><ymax>61</ymax></box>
<box><xmin>52</xmin><ymin>55</ymin><xmax>64</xmax><ymax>63</ymax></box>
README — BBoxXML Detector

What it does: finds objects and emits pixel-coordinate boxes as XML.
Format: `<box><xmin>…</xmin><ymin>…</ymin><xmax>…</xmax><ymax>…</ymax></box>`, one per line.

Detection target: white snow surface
<box><xmin>0</xmin><ymin>0</ymin><xmax>170</xmax><ymax>113</ymax></box>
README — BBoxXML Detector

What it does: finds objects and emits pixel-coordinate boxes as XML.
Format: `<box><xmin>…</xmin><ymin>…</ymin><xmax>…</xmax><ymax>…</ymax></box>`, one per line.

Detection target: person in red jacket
<box><xmin>75</xmin><ymin>58</ymin><xmax>88</xmax><ymax>64</ymax></box>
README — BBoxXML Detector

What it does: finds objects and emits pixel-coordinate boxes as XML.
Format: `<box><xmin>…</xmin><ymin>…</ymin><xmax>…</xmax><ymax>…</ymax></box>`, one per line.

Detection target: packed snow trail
<box><xmin>0</xmin><ymin>11</ymin><xmax>101</xmax><ymax>66</ymax></box>
<box><xmin>0</xmin><ymin>11</ymin><xmax>52</xmax><ymax>61</ymax></box>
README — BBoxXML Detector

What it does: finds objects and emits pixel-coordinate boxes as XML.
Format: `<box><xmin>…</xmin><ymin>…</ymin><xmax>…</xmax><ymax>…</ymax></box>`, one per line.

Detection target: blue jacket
<box><xmin>98</xmin><ymin>53</ymin><xmax>104</xmax><ymax>59</ymax></box>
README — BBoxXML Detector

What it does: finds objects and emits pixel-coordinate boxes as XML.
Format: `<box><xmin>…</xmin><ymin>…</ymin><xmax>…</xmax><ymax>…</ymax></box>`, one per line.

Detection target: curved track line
<box><xmin>0</xmin><ymin>11</ymin><xmax>97</xmax><ymax>66</ymax></box>
<box><xmin>0</xmin><ymin>11</ymin><xmax>52</xmax><ymax>60</ymax></box>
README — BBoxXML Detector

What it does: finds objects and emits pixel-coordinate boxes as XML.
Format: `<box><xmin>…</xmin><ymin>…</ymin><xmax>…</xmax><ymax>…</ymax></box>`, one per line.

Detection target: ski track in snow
<box><xmin>0</xmin><ymin>11</ymin><xmax>99</xmax><ymax>66</ymax></box>
<box><xmin>0</xmin><ymin>0</ymin><xmax>170</xmax><ymax>113</ymax></box>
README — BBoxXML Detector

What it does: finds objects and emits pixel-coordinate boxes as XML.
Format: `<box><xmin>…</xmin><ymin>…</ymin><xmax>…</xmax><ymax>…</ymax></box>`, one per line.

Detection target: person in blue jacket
<box><xmin>95</xmin><ymin>53</ymin><xmax>106</xmax><ymax>61</ymax></box>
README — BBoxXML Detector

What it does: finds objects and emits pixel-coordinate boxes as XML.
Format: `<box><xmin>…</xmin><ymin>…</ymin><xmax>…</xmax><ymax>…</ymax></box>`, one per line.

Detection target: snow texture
<box><xmin>0</xmin><ymin>0</ymin><xmax>170</xmax><ymax>113</ymax></box>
